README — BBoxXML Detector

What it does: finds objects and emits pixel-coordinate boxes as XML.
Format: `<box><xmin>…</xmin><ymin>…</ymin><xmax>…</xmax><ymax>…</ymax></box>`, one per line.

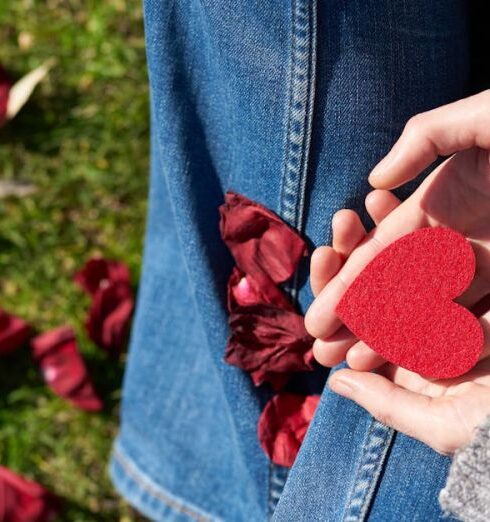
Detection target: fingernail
<box><xmin>329</xmin><ymin>375</ymin><xmax>356</xmax><ymax>396</ymax></box>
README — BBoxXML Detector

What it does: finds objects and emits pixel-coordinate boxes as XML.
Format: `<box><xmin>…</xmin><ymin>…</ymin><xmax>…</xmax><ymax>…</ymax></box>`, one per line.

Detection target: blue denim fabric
<box><xmin>110</xmin><ymin>1</ymin><xmax>470</xmax><ymax>520</ymax></box>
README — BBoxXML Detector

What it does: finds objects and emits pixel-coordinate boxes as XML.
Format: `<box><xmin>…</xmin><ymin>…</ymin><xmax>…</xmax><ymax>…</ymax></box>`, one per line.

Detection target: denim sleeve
<box><xmin>439</xmin><ymin>416</ymin><xmax>490</xmax><ymax>522</ymax></box>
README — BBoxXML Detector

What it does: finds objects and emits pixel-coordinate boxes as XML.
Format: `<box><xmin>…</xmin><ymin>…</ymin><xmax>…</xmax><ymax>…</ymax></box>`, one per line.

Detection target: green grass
<box><xmin>0</xmin><ymin>1</ymin><xmax>149</xmax><ymax>519</ymax></box>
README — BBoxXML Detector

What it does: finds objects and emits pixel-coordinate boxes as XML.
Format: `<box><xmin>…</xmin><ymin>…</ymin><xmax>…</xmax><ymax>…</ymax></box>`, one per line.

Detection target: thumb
<box><xmin>369</xmin><ymin>90</ymin><xmax>490</xmax><ymax>189</ymax></box>
<box><xmin>328</xmin><ymin>369</ymin><xmax>453</xmax><ymax>453</ymax></box>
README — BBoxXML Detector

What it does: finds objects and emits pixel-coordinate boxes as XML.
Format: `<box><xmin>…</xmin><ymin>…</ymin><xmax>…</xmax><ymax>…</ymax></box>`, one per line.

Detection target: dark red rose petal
<box><xmin>100</xmin><ymin>296</ymin><xmax>134</xmax><ymax>350</ymax></box>
<box><xmin>0</xmin><ymin>466</ymin><xmax>60</xmax><ymax>522</ymax></box>
<box><xmin>250</xmin><ymin>370</ymin><xmax>289</xmax><ymax>391</ymax></box>
<box><xmin>225</xmin><ymin>305</ymin><xmax>314</xmax><ymax>387</ymax></box>
<box><xmin>227</xmin><ymin>267</ymin><xmax>293</xmax><ymax>313</ymax></box>
<box><xmin>74</xmin><ymin>257</ymin><xmax>131</xmax><ymax>297</ymax></box>
<box><xmin>258</xmin><ymin>393</ymin><xmax>320</xmax><ymax>467</ymax></box>
<box><xmin>86</xmin><ymin>281</ymin><xmax>134</xmax><ymax>357</ymax></box>
<box><xmin>219</xmin><ymin>192</ymin><xmax>307</xmax><ymax>284</ymax></box>
<box><xmin>249</xmin><ymin>350</ymin><xmax>314</xmax><ymax>391</ymax></box>
<box><xmin>31</xmin><ymin>326</ymin><xmax>103</xmax><ymax>412</ymax></box>
<box><xmin>0</xmin><ymin>310</ymin><xmax>31</xmax><ymax>356</ymax></box>
<box><xmin>0</xmin><ymin>65</ymin><xmax>12</xmax><ymax>126</ymax></box>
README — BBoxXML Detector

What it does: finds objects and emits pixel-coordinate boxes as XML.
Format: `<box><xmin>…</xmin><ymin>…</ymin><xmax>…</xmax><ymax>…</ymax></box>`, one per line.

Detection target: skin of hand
<box><xmin>307</xmin><ymin>90</ymin><xmax>490</xmax><ymax>454</ymax></box>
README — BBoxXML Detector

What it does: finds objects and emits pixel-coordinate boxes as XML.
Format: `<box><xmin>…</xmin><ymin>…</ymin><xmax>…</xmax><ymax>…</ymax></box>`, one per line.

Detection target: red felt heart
<box><xmin>336</xmin><ymin>227</ymin><xmax>484</xmax><ymax>379</ymax></box>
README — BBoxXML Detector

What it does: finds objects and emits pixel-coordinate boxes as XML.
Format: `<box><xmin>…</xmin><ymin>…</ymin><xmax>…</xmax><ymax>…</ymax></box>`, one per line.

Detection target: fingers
<box><xmin>332</xmin><ymin>209</ymin><xmax>367</xmax><ymax>257</ymax></box>
<box><xmin>306</xmin><ymin>194</ymin><xmax>410</xmax><ymax>340</ymax></box>
<box><xmin>305</xmin><ymin>181</ymin><xmax>430</xmax><ymax>340</ymax></box>
<box><xmin>457</xmin><ymin>277</ymin><xmax>490</xmax><ymax>311</ymax></box>
<box><xmin>305</xmin><ymin>235</ymin><xmax>388</xmax><ymax>338</ymax></box>
<box><xmin>310</xmin><ymin>210</ymin><xmax>366</xmax><ymax>366</ymax></box>
<box><xmin>369</xmin><ymin>90</ymin><xmax>490</xmax><ymax>189</ymax></box>
<box><xmin>328</xmin><ymin>369</ymin><xmax>451</xmax><ymax>453</ymax></box>
<box><xmin>311</xmin><ymin>191</ymin><xmax>401</xmax><ymax>367</ymax></box>
<box><xmin>365</xmin><ymin>190</ymin><xmax>401</xmax><ymax>225</ymax></box>
<box><xmin>477</xmin><ymin>311</ymin><xmax>490</xmax><ymax>361</ymax></box>
<box><xmin>346</xmin><ymin>341</ymin><xmax>385</xmax><ymax>371</ymax></box>
<box><xmin>310</xmin><ymin>246</ymin><xmax>342</xmax><ymax>298</ymax></box>
<box><xmin>312</xmin><ymin>326</ymin><xmax>357</xmax><ymax>367</ymax></box>
<box><xmin>310</xmin><ymin>210</ymin><xmax>366</xmax><ymax>298</ymax></box>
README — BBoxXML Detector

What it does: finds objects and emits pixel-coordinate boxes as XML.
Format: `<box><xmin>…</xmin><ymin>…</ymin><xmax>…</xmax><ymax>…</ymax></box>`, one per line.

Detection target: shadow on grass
<box><xmin>0</xmin><ymin>345</ymin><xmax>42</xmax><ymax>408</ymax></box>
<box><xmin>0</xmin><ymin>88</ymin><xmax>81</xmax><ymax>155</ymax></box>
<box><xmin>86</xmin><ymin>352</ymin><xmax>127</xmax><ymax>416</ymax></box>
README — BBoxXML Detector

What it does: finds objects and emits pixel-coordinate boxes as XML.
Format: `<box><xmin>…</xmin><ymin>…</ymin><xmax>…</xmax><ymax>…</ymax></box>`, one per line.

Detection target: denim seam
<box><xmin>279</xmin><ymin>0</ymin><xmax>317</xmax><ymax>232</ymax></box>
<box><xmin>342</xmin><ymin>420</ymin><xmax>395</xmax><ymax>522</ymax></box>
<box><xmin>279</xmin><ymin>0</ymin><xmax>317</xmax><ymax>303</ymax></box>
<box><xmin>112</xmin><ymin>444</ymin><xmax>218</xmax><ymax>522</ymax></box>
<box><xmin>270</xmin><ymin>0</ymin><xmax>317</xmax><ymax>517</ymax></box>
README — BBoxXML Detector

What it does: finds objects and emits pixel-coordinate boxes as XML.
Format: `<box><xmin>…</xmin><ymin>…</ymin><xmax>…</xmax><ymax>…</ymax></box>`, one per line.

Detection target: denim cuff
<box><xmin>439</xmin><ymin>415</ymin><xmax>490</xmax><ymax>521</ymax></box>
<box><xmin>110</xmin><ymin>440</ymin><xmax>218</xmax><ymax>522</ymax></box>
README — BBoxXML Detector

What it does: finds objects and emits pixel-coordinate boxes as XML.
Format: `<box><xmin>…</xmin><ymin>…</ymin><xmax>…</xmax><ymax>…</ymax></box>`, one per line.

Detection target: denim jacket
<box><xmin>111</xmin><ymin>1</ymin><xmax>472</xmax><ymax>520</ymax></box>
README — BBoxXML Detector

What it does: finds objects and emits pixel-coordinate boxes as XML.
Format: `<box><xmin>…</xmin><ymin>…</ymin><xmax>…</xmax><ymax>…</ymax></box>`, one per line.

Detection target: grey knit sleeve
<box><xmin>439</xmin><ymin>415</ymin><xmax>490</xmax><ymax>521</ymax></box>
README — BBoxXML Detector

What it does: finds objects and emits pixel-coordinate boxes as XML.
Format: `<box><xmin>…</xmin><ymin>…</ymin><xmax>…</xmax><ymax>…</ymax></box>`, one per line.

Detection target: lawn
<box><xmin>0</xmin><ymin>1</ymin><xmax>149</xmax><ymax>520</ymax></box>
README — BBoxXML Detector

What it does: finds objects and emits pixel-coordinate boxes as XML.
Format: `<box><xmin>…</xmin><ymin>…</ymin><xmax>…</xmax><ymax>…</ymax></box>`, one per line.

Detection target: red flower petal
<box><xmin>250</xmin><ymin>370</ymin><xmax>289</xmax><ymax>391</ymax></box>
<box><xmin>219</xmin><ymin>192</ymin><xmax>307</xmax><ymax>283</ymax></box>
<box><xmin>227</xmin><ymin>267</ymin><xmax>293</xmax><ymax>313</ymax></box>
<box><xmin>225</xmin><ymin>305</ymin><xmax>314</xmax><ymax>387</ymax></box>
<box><xmin>250</xmin><ymin>348</ymin><xmax>314</xmax><ymax>391</ymax></box>
<box><xmin>74</xmin><ymin>258</ymin><xmax>131</xmax><ymax>297</ymax></box>
<box><xmin>0</xmin><ymin>310</ymin><xmax>31</xmax><ymax>356</ymax></box>
<box><xmin>86</xmin><ymin>282</ymin><xmax>134</xmax><ymax>357</ymax></box>
<box><xmin>0</xmin><ymin>466</ymin><xmax>60</xmax><ymax>522</ymax></box>
<box><xmin>258</xmin><ymin>393</ymin><xmax>320</xmax><ymax>467</ymax></box>
<box><xmin>31</xmin><ymin>326</ymin><xmax>103</xmax><ymax>412</ymax></box>
<box><xmin>0</xmin><ymin>66</ymin><xmax>12</xmax><ymax>126</ymax></box>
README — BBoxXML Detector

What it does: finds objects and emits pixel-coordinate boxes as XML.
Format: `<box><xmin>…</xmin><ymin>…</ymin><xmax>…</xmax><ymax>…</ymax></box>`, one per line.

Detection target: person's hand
<box><xmin>329</xmin><ymin>347</ymin><xmax>490</xmax><ymax>455</ymax></box>
<box><xmin>305</xmin><ymin>90</ymin><xmax>490</xmax><ymax>454</ymax></box>
<box><xmin>305</xmin><ymin>90</ymin><xmax>490</xmax><ymax>373</ymax></box>
<box><xmin>315</xmin><ymin>205</ymin><xmax>490</xmax><ymax>455</ymax></box>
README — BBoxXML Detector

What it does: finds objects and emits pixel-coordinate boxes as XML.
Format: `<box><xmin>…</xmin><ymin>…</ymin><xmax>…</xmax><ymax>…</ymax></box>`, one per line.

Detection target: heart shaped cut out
<box><xmin>336</xmin><ymin>227</ymin><xmax>484</xmax><ymax>379</ymax></box>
